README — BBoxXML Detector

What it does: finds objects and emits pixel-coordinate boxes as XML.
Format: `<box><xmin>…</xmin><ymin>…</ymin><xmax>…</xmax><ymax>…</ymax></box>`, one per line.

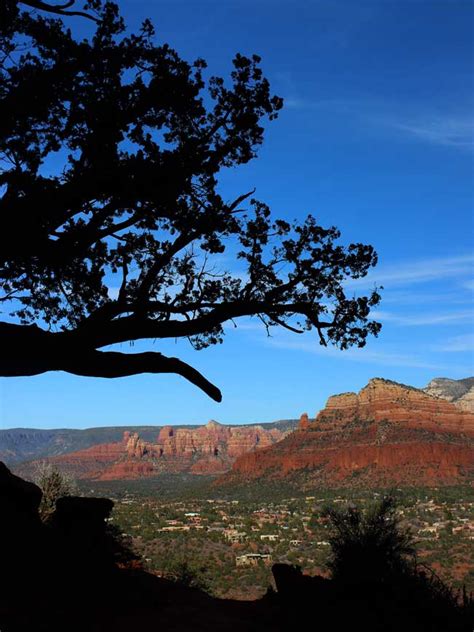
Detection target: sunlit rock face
<box><xmin>27</xmin><ymin>422</ymin><xmax>290</xmax><ymax>480</ymax></box>
<box><xmin>424</xmin><ymin>377</ymin><xmax>474</xmax><ymax>413</ymax></box>
<box><xmin>218</xmin><ymin>379</ymin><xmax>474</xmax><ymax>489</ymax></box>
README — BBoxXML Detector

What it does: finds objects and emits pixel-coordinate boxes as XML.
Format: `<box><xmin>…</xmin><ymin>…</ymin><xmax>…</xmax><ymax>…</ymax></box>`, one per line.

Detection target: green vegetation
<box><xmin>323</xmin><ymin>496</ymin><xmax>415</xmax><ymax>582</ymax></box>
<box><xmin>78</xmin><ymin>480</ymin><xmax>473</xmax><ymax>599</ymax></box>
<box><xmin>35</xmin><ymin>461</ymin><xmax>77</xmax><ymax>521</ymax></box>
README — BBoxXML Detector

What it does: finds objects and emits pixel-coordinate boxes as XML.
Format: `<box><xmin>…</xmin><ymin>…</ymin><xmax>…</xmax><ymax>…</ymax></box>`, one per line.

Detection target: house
<box><xmin>159</xmin><ymin>526</ymin><xmax>191</xmax><ymax>532</ymax></box>
<box><xmin>224</xmin><ymin>529</ymin><xmax>247</xmax><ymax>543</ymax></box>
<box><xmin>236</xmin><ymin>554</ymin><xmax>273</xmax><ymax>567</ymax></box>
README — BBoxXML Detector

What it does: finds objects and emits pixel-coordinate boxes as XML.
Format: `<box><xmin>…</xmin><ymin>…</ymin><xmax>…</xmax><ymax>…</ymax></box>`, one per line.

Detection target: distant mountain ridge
<box><xmin>0</xmin><ymin>419</ymin><xmax>298</xmax><ymax>466</ymax></box>
<box><xmin>3</xmin><ymin>376</ymin><xmax>472</xmax><ymax>486</ymax></box>
<box><xmin>15</xmin><ymin>421</ymin><xmax>291</xmax><ymax>480</ymax></box>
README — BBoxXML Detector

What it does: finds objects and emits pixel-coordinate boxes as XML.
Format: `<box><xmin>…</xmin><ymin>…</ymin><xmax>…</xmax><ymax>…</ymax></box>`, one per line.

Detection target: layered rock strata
<box><xmin>36</xmin><ymin>421</ymin><xmax>288</xmax><ymax>480</ymax></box>
<box><xmin>219</xmin><ymin>379</ymin><xmax>474</xmax><ymax>489</ymax></box>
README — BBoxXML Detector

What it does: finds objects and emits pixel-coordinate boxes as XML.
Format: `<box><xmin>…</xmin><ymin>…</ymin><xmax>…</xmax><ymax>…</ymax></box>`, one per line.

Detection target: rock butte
<box><xmin>217</xmin><ymin>378</ymin><xmax>474</xmax><ymax>489</ymax></box>
<box><xmin>41</xmin><ymin>421</ymin><xmax>288</xmax><ymax>480</ymax></box>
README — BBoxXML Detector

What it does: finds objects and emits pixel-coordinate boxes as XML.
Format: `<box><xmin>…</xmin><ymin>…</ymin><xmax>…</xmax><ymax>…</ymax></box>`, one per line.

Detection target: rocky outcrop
<box><xmin>317</xmin><ymin>378</ymin><xmax>474</xmax><ymax>433</ymax></box>
<box><xmin>0</xmin><ymin>461</ymin><xmax>124</xmax><ymax>631</ymax></box>
<box><xmin>1</xmin><ymin>421</ymin><xmax>298</xmax><ymax>466</ymax></box>
<box><xmin>298</xmin><ymin>413</ymin><xmax>310</xmax><ymax>430</ymax></box>
<box><xmin>28</xmin><ymin>421</ymin><xmax>290</xmax><ymax>480</ymax></box>
<box><xmin>218</xmin><ymin>378</ymin><xmax>474</xmax><ymax>489</ymax></box>
<box><xmin>0</xmin><ymin>461</ymin><xmax>42</xmax><ymax>531</ymax></box>
<box><xmin>424</xmin><ymin>377</ymin><xmax>474</xmax><ymax>412</ymax></box>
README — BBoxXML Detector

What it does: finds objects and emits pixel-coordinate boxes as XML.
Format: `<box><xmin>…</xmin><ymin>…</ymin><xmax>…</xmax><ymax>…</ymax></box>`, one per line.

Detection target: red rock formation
<box><xmin>218</xmin><ymin>379</ymin><xmax>474</xmax><ymax>489</ymax></box>
<box><xmin>298</xmin><ymin>413</ymin><xmax>310</xmax><ymax>430</ymax></box>
<box><xmin>318</xmin><ymin>379</ymin><xmax>474</xmax><ymax>434</ymax></box>
<box><xmin>36</xmin><ymin>422</ymin><xmax>289</xmax><ymax>480</ymax></box>
<box><xmin>126</xmin><ymin>432</ymin><xmax>148</xmax><ymax>458</ymax></box>
<box><xmin>50</xmin><ymin>440</ymin><xmax>127</xmax><ymax>479</ymax></box>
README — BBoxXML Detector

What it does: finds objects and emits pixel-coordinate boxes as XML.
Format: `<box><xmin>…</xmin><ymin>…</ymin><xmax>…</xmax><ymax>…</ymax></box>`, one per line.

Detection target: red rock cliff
<box><xmin>218</xmin><ymin>378</ymin><xmax>474</xmax><ymax>489</ymax></box>
<box><xmin>39</xmin><ymin>421</ymin><xmax>289</xmax><ymax>480</ymax></box>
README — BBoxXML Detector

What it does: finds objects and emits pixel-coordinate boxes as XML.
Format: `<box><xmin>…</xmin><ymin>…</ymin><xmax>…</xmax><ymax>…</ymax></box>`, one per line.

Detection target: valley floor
<box><xmin>79</xmin><ymin>480</ymin><xmax>474</xmax><ymax>598</ymax></box>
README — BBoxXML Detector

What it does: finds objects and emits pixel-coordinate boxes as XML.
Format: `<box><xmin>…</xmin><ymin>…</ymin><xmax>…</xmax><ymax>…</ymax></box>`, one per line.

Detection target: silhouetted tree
<box><xmin>323</xmin><ymin>496</ymin><xmax>415</xmax><ymax>584</ymax></box>
<box><xmin>320</xmin><ymin>497</ymin><xmax>474</xmax><ymax>631</ymax></box>
<box><xmin>34</xmin><ymin>461</ymin><xmax>77</xmax><ymax>521</ymax></box>
<box><xmin>1</xmin><ymin>0</ymin><xmax>381</xmax><ymax>401</ymax></box>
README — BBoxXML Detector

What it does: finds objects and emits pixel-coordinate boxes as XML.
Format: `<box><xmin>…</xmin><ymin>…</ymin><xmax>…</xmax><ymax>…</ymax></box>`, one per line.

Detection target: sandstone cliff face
<box><xmin>219</xmin><ymin>378</ymin><xmax>474</xmax><ymax>489</ymax></box>
<box><xmin>51</xmin><ymin>441</ymin><xmax>127</xmax><ymax>479</ymax></box>
<box><xmin>424</xmin><ymin>377</ymin><xmax>474</xmax><ymax>413</ymax></box>
<box><xmin>37</xmin><ymin>421</ymin><xmax>289</xmax><ymax>480</ymax></box>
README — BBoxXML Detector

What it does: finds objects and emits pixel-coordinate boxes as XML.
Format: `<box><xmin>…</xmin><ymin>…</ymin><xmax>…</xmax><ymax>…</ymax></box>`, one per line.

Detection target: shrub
<box><xmin>34</xmin><ymin>462</ymin><xmax>77</xmax><ymax>522</ymax></box>
<box><xmin>323</xmin><ymin>496</ymin><xmax>415</xmax><ymax>584</ymax></box>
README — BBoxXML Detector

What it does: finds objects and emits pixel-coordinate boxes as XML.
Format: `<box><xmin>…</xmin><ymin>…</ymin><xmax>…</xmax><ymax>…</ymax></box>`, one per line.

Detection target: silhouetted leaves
<box><xmin>1</xmin><ymin>1</ymin><xmax>381</xmax><ymax>398</ymax></box>
<box><xmin>323</xmin><ymin>496</ymin><xmax>416</xmax><ymax>583</ymax></box>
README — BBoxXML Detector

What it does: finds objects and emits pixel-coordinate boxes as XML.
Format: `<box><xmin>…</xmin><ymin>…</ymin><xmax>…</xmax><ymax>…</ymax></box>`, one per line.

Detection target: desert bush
<box><xmin>168</xmin><ymin>559</ymin><xmax>211</xmax><ymax>592</ymax></box>
<box><xmin>34</xmin><ymin>462</ymin><xmax>77</xmax><ymax>522</ymax></box>
<box><xmin>323</xmin><ymin>496</ymin><xmax>415</xmax><ymax>584</ymax></box>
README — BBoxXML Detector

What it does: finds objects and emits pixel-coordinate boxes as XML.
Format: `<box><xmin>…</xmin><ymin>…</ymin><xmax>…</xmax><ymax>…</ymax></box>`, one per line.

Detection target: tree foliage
<box><xmin>1</xmin><ymin>0</ymin><xmax>381</xmax><ymax>400</ymax></box>
<box><xmin>323</xmin><ymin>496</ymin><xmax>416</xmax><ymax>583</ymax></box>
<box><xmin>34</xmin><ymin>460</ymin><xmax>77</xmax><ymax>521</ymax></box>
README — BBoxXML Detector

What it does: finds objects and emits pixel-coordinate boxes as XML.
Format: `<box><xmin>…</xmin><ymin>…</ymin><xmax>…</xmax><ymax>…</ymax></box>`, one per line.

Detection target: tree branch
<box><xmin>228</xmin><ymin>189</ymin><xmax>255</xmax><ymax>212</ymax></box>
<box><xmin>63</xmin><ymin>350</ymin><xmax>222</xmax><ymax>402</ymax></box>
<box><xmin>265</xmin><ymin>314</ymin><xmax>304</xmax><ymax>334</ymax></box>
<box><xmin>0</xmin><ymin>322</ymin><xmax>222</xmax><ymax>401</ymax></box>
<box><xmin>19</xmin><ymin>0</ymin><xmax>100</xmax><ymax>22</ymax></box>
<box><xmin>79</xmin><ymin>299</ymin><xmax>332</xmax><ymax>348</ymax></box>
<box><xmin>135</xmin><ymin>232</ymin><xmax>197</xmax><ymax>303</ymax></box>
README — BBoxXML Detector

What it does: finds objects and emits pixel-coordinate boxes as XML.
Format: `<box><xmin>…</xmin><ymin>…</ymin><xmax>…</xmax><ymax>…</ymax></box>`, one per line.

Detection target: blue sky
<box><xmin>1</xmin><ymin>0</ymin><xmax>473</xmax><ymax>428</ymax></box>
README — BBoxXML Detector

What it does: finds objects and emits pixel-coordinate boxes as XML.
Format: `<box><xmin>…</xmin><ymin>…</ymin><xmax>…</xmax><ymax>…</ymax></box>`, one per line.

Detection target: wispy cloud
<box><xmin>223</xmin><ymin>319</ymin><xmax>262</xmax><ymax>332</ymax></box>
<box><xmin>265</xmin><ymin>334</ymin><xmax>460</xmax><ymax>371</ymax></box>
<box><xmin>347</xmin><ymin>253</ymin><xmax>474</xmax><ymax>290</ymax></box>
<box><xmin>283</xmin><ymin>95</ymin><xmax>474</xmax><ymax>150</ymax></box>
<box><xmin>371</xmin><ymin>309</ymin><xmax>474</xmax><ymax>327</ymax></box>
<box><xmin>380</xmin><ymin>289</ymin><xmax>473</xmax><ymax>306</ymax></box>
<box><xmin>388</xmin><ymin>116</ymin><xmax>474</xmax><ymax>149</ymax></box>
<box><xmin>435</xmin><ymin>333</ymin><xmax>474</xmax><ymax>353</ymax></box>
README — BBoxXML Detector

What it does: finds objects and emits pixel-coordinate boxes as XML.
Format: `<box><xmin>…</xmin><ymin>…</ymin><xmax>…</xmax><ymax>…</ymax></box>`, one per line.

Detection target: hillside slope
<box><xmin>217</xmin><ymin>378</ymin><xmax>474</xmax><ymax>490</ymax></box>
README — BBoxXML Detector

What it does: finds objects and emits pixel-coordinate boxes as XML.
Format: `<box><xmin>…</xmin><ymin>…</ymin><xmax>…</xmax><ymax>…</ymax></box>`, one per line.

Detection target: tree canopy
<box><xmin>0</xmin><ymin>0</ymin><xmax>381</xmax><ymax>401</ymax></box>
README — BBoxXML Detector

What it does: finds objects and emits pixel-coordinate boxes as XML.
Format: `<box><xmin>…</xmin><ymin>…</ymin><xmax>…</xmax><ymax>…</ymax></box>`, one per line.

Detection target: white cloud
<box><xmin>381</xmin><ymin>289</ymin><xmax>473</xmax><ymax>306</ymax></box>
<box><xmin>223</xmin><ymin>319</ymin><xmax>263</xmax><ymax>332</ymax></box>
<box><xmin>371</xmin><ymin>309</ymin><xmax>474</xmax><ymax>327</ymax></box>
<box><xmin>389</xmin><ymin>116</ymin><xmax>474</xmax><ymax>149</ymax></box>
<box><xmin>347</xmin><ymin>253</ymin><xmax>474</xmax><ymax>290</ymax></box>
<box><xmin>266</xmin><ymin>334</ymin><xmax>460</xmax><ymax>371</ymax></box>
<box><xmin>435</xmin><ymin>333</ymin><xmax>474</xmax><ymax>353</ymax></box>
<box><xmin>282</xmin><ymin>95</ymin><xmax>474</xmax><ymax>150</ymax></box>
